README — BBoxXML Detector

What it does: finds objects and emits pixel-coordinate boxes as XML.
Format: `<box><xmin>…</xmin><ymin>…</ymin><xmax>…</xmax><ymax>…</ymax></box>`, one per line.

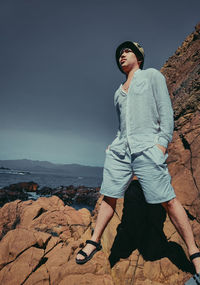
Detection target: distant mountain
<box><xmin>0</xmin><ymin>159</ymin><xmax>103</xmax><ymax>177</ymax></box>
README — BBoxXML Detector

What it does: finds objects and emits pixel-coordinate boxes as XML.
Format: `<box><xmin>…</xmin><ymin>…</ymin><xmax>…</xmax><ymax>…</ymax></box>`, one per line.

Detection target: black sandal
<box><xmin>185</xmin><ymin>252</ymin><xmax>200</xmax><ymax>284</ymax></box>
<box><xmin>190</xmin><ymin>252</ymin><xmax>200</xmax><ymax>263</ymax></box>
<box><xmin>76</xmin><ymin>240</ymin><xmax>102</xmax><ymax>265</ymax></box>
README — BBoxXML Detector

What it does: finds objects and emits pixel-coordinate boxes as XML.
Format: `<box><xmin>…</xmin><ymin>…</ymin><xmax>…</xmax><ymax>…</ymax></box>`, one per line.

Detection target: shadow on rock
<box><xmin>109</xmin><ymin>180</ymin><xmax>194</xmax><ymax>274</ymax></box>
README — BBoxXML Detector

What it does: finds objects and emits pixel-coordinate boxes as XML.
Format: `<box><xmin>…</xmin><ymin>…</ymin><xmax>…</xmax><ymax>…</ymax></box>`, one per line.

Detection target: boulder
<box><xmin>3</xmin><ymin>181</ymin><xmax>39</xmax><ymax>192</ymax></box>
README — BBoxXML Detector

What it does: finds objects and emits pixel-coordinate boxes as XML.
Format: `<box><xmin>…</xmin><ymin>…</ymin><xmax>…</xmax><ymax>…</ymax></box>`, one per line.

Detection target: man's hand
<box><xmin>106</xmin><ymin>145</ymin><xmax>111</xmax><ymax>152</ymax></box>
<box><xmin>156</xmin><ymin>144</ymin><xmax>166</xmax><ymax>155</ymax></box>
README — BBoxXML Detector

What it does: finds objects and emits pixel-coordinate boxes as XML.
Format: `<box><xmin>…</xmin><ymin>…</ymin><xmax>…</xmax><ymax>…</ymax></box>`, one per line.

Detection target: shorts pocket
<box><xmin>144</xmin><ymin>145</ymin><xmax>167</xmax><ymax>166</ymax></box>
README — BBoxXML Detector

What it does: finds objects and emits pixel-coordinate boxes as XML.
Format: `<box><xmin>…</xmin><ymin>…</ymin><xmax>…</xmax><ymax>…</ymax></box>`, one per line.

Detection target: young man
<box><xmin>76</xmin><ymin>41</ymin><xmax>200</xmax><ymax>284</ymax></box>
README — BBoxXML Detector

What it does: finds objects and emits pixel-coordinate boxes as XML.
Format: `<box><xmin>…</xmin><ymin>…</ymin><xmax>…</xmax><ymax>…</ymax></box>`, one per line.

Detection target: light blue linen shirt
<box><xmin>109</xmin><ymin>68</ymin><xmax>174</xmax><ymax>156</ymax></box>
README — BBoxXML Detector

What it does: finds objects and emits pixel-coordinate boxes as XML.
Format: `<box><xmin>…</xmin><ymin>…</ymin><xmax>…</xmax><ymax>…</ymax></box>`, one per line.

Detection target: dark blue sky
<box><xmin>0</xmin><ymin>0</ymin><xmax>199</xmax><ymax>166</ymax></box>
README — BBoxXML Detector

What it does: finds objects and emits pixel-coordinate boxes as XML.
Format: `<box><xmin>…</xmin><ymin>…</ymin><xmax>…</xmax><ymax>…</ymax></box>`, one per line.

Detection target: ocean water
<box><xmin>0</xmin><ymin>169</ymin><xmax>102</xmax><ymax>189</ymax></box>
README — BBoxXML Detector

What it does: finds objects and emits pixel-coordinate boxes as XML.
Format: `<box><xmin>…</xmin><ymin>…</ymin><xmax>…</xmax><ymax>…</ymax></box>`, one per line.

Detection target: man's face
<box><xmin>119</xmin><ymin>48</ymin><xmax>139</xmax><ymax>72</ymax></box>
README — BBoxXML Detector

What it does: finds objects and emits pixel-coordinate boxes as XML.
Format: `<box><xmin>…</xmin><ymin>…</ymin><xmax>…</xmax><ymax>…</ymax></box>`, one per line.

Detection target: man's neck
<box><xmin>126</xmin><ymin>67</ymin><xmax>140</xmax><ymax>82</ymax></box>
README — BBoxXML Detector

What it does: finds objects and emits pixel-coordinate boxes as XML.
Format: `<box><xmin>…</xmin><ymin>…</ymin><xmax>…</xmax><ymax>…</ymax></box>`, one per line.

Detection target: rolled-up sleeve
<box><xmin>152</xmin><ymin>70</ymin><xmax>174</xmax><ymax>148</ymax></box>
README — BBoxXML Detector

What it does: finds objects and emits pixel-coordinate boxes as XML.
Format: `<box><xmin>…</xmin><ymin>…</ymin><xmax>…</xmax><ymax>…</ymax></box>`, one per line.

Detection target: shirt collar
<box><xmin>134</xmin><ymin>68</ymin><xmax>141</xmax><ymax>77</ymax></box>
<box><xmin>119</xmin><ymin>68</ymin><xmax>142</xmax><ymax>94</ymax></box>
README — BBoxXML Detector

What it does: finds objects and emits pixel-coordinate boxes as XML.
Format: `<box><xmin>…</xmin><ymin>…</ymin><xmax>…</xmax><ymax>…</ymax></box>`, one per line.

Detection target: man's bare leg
<box><xmin>76</xmin><ymin>196</ymin><xmax>117</xmax><ymax>261</ymax></box>
<box><xmin>162</xmin><ymin>197</ymin><xmax>200</xmax><ymax>273</ymax></box>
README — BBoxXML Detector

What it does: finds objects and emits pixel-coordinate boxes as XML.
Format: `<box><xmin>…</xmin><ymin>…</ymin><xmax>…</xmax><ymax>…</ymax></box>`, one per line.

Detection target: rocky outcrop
<box><xmin>0</xmin><ymin>181</ymin><xmax>198</xmax><ymax>285</ymax></box>
<box><xmin>0</xmin><ymin>182</ymin><xmax>100</xmax><ymax>208</ymax></box>
<box><xmin>0</xmin><ymin>182</ymin><xmax>38</xmax><ymax>207</ymax></box>
<box><xmin>3</xmin><ymin>182</ymin><xmax>39</xmax><ymax>192</ymax></box>
<box><xmin>38</xmin><ymin>185</ymin><xmax>100</xmax><ymax>207</ymax></box>
<box><xmin>161</xmin><ymin>22</ymin><xmax>200</xmax><ymax>219</ymax></box>
<box><xmin>0</xmin><ymin>196</ymin><xmax>113</xmax><ymax>285</ymax></box>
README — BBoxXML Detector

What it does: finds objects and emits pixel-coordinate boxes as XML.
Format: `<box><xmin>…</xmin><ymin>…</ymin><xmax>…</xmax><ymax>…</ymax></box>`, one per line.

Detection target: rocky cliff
<box><xmin>0</xmin><ymin>23</ymin><xmax>199</xmax><ymax>285</ymax></box>
<box><xmin>161</xmin><ymin>22</ymin><xmax>200</xmax><ymax>218</ymax></box>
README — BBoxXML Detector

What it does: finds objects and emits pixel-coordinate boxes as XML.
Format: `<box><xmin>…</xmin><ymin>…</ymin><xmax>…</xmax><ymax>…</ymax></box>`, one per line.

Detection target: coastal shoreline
<box><xmin>0</xmin><ymin>181</ymin><xmax>101</xmax><ymax>211</ymax></box>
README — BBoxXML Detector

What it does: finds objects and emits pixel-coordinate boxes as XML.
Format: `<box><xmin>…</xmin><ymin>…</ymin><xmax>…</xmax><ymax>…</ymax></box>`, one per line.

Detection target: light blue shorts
<box><xmin>100</xmin><ymin>144</ymin><xmax>176</xmax><ymax>204</ymax></box>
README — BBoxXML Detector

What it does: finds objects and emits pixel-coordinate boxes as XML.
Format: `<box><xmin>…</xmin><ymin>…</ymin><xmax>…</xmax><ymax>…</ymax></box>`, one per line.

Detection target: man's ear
<box><xmin>138</xmin><ymin>60</ymin><xmax>142</xmax><ymax>67</ymax></box>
